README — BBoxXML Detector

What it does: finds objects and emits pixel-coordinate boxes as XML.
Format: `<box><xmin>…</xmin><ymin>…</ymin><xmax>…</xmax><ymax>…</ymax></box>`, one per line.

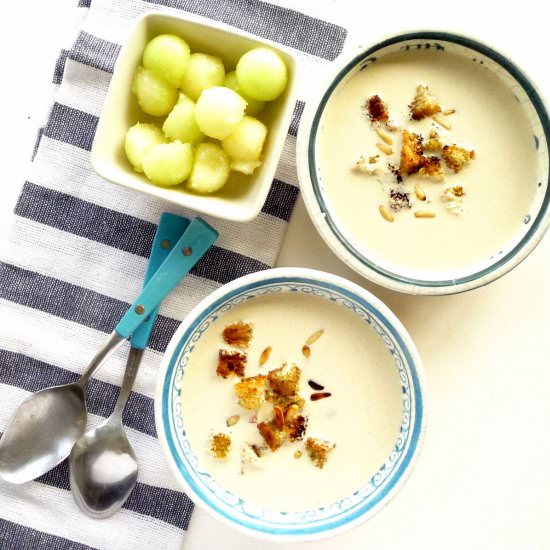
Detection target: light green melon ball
<box><xmin>142</xmin><ymin>34</ymin><xmax>191</xmax><ymax>87</ymax></box>
<box><xmin>142</xmin><ymin>141</ymin><xmax>193</xmax><ymax>186</ymax></box>
<box><xmin>124</xmin><ymin>122</ymin><xmax>166</xmax><ymax>172</ymax></box>
<box><xmin>132</xmin><ymin>66</ymin><xmax>178</xmax><ymax>116</ymax></box>
<box><xmin>187</xmin><ymin>142</ymin><xmax>230</xmax><ymax>193</ymax></box>
<box><xmin>236</xmin><ymin>48</ymin><xmax>288</xmax><ymax>101</ymax></box>
<box><xmin>222</xmin><ymin>115</ymin><xmax>267</xmax><ymax>162</ymax></box>
<box><xmin>163</xmin><ymin>94</ymin><xmax>204</xmax><ymax>144</ymax></box>
<box><xmin>195</xmin><ymin>86</ymin><xmax>247</xmax><ymax>140</ymax></box>
<box><xmin>180</xmin><ymin>53</ymin><xmax>225</xmax><ymax>101</ymax></box>
<box><xmin>224</xmin><ymin>71</ymin><xmax>265</xmax><ymax>116</ymax></box>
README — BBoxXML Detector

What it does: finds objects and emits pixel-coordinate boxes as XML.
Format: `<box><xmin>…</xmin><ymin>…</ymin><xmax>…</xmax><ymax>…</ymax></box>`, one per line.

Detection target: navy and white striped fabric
<box><xmin>0</xmin><ymin>0</ymin><xmax>346</xmax><ymax>548</ymax></box>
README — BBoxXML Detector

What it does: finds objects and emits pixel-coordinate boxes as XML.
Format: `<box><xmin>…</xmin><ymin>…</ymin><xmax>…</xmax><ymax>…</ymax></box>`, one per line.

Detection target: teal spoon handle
<box><xmin>130</xmin><ymin>213</ymin><xmax>191</xmax><ymax>350</ymax></box>
<box><xmin>114</xmin><ymin>217</ymin><xmax>218</xmax><ymax>340</ymax></box>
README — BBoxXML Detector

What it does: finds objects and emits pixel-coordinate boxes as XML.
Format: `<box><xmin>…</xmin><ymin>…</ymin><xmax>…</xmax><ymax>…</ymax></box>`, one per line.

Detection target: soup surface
<box><xmin>317</xmin><ymin>49</ymin><xmax>538</xmax><ymax>275</ymax></box>
<box><xmin>181</xmin><ymin>292</ymin><xmax>402</xmax><ymax>511</ymax></box>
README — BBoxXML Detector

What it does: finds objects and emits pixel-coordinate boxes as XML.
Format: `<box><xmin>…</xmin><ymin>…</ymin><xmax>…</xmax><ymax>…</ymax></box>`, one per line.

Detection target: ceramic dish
<box><xmin>155</xmin><ymin>267</ymin><xmax>427</xmax><ymax>541</ymax></box>
<box><xmin>91</xmin><ymin>11</ymin><xmax>297</xmax><ymax>222</ymax></box>
<box><xmin>297</xmin><ymin>31</ymin><xmax>550</xmax><ymax>295</ymax></box>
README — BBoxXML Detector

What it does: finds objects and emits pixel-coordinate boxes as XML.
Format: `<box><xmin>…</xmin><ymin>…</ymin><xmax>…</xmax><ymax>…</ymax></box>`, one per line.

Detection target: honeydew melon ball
<box><xmin>222</xmin><ymin>116</ymin><xmax>267</xmax><ymax>175</ymax></box>
<box><xmin>180</xmin><ymin>53</ymin><xmax>225</xmax><ymax>101</ymax></box>
<box><xmin>195</xmin><ymin>86</ymin><xmax>247</xmax><ymax>139</ymax></box>
<box><xmin>132</xmin><ymin>66</ymin><xmax>178</xmax><ymax>116</ymax></box>
<box><xmin>142</xmin><ymin>34</ymin><xmax>191</xmax><ymax>87</ymax></box>
<box><xmin>163</xmin><ymin>94</ymin><xmax>204</xmax><ymax>144</ymax></box>
<box><xmin>187</xmin><ymin>142</ymin><xmax>230</xmax><ymax>193</ymax></box>
<box><xmin>224</xmin><ymin>71</ymin><xmax>265</xmax><ymax>116</ymax></box>
<box><xmin>124</xmin><ymin>122</ymin><xmax>166</xmax><ymax>172</ymax></box>
<box><xmin>236</xmin><ymin>48</ymin><xmax>288</xmax><ymax>101</ymax></box>
<box><xmin>142</xmin><ymin>141</ymin><xmax>193</xmax><ymax>186</ymax></box>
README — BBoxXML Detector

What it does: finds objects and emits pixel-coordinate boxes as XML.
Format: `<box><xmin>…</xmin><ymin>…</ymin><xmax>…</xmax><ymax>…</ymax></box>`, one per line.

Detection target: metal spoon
<box><xmin>0</xmin><ymin>216</ymin><xmax>218</xmax><ymax>484</ymax></box>
<box><xmin>69</xmin><ymin>213</ymin><xmax>190</xmax><ymax>517</ymax></box>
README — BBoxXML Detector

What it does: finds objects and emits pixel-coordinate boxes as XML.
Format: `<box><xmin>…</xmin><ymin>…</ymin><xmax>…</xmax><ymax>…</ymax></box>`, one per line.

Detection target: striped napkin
<box><xmin>0</xmin><ymin>0</ymin><xmax>346</xmax><ymax>548</ymax></box>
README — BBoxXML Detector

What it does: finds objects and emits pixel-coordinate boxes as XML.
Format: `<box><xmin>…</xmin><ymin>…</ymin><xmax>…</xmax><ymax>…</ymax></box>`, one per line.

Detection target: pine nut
<box><xmin>415</xmin><ymin>184</ymin><xmax>426</xmax><ymax>201</ymax></box>
<box><xmin>376</xmin><ymin>128</ymin><xmax>393</xmax><ymax>145</ymax></box>
<box><xmin>415</xmin><ymin>211</ymin><xmax>436</xmax><ymax>219</ymax></box>
<box><xmin>443</xmin><ymin>109</ymin><xmax>456</xmax><ymax>116</ymax></box>
<box><xmin>376</xmin><ymin>142</ymin><xmax>393</xmax><ymax>155</ymax></box>
<box><xmin>306</xmin><ymin>329</ymin><xmax>324</xmax><ymax>346</ymax></box>
<box><xmin>432</xmin><ymin>115</ymin><xmax>451</xmax><ymax>130</ymax></box>
<box><xmin>379</xmin><ymin>205</ymin><xmax>394</xmax><ymax>222</ymax></box>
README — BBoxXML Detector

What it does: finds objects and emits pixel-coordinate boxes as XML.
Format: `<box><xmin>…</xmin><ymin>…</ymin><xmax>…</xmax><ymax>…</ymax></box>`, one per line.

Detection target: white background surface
<box><xmin>2</xmin><ymin>1</ymin><xmax>549</xmax><ymax>549</ymax></box>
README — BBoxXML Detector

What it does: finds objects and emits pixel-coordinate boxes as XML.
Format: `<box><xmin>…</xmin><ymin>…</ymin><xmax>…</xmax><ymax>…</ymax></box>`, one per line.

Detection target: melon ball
<box><xmin>187</xmin><ymin>142</ymin><xmax>230</xmax><ymax>193</ymax></box>
<box><xmin>124</xmin><ymin>122</ymin><xmax>166</xmax><ymax>172</ymax></box>
<box><xmin>142</xmin><ymin>141</ymin><xmax>193</xmax><ymax>186</ymax></box>
<box><xmin>180</xmin><ymin>53</ymin><xmax>225</xmax><ymax>101</ymax></box>
<box><xmin>224</xmin><ymin>71</ymin><xmax>265</xmax><ymax>116</ymax></box>
<box><xmin>142</xmin><ymin>34</ymin><xmax>191</xmax><ymax>87</ymax></box>
<box><xmin>195</xmin><ymin>86</ymin><xmax>247</xmax><ymax>140</ymax></box>
<box><xmin>222</xmin><ymin>116</ymin><xmax>267</xmax><ymax>175</ymax></box>
<box><xmin>163</xmin><ymin>94</ymin><xmax>204</xmax><ymax>144</ymax></box>
<box><xmin>132</xmin><ymin>66</ymin><xmax>178</xmax><ymax>116</ymax></box>
<box><xmin>236</xmin><ymin>48</ymin><xmax>288</xmax><ymax>101</ymax></box>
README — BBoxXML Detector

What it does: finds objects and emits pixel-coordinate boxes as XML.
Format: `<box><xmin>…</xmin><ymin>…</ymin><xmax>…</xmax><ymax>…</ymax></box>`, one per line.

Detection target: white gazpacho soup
<box><xmin>316</xmin><ymin>48</ymin><xmax>539</xmax><ymax>277</ymax></box>
<box><xmin>180</xmin><ymin>291</ymin><xmax>403</xmax><ymax>511</ymax></box>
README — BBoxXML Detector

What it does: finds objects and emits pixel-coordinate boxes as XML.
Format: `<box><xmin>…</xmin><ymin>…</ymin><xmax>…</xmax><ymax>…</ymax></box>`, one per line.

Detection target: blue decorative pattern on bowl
<box><xmin>156</xmin><ymin>270</ymin><xmax>426</xmax><ymax>540</ymax></box>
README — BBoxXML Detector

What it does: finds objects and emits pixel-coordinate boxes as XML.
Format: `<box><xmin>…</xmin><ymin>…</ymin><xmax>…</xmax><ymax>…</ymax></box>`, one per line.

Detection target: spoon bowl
<box><xmin>0</xmin><ymin>383</ymin><xmax>86</xmax><ymax>484</ymax></box>
<box><xmin>70</xmin><ymin>418</ymin><xmax>138</xmax><ymax>518</ymax></box>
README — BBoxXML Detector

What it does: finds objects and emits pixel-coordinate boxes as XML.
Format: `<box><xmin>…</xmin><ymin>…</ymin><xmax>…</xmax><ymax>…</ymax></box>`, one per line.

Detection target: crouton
<box><xmin>234</xmin><ymin>375</ymin><xmax>267</xmax><ymax>410</ymax></box>
<box><xmin>267</xmin><ymin>363</ymin><xmax>301</xmax><ymax>396</ymax></box>
<box><xmin>217</xmin><ymin>349</ymin><xmax>247</xmax><ymax>378</ymax></box>
<box><xmin>305</xmin><ymin>437</ymin><xmax>336</xmax><ymax>469</ymax></box>
<box><xmin>442</xmin><ymin>145</ymin><xmax>475</xmax><ymax>173</ymax></box>
<box><xmin>223</xmin><ymin>321</ymin><xmax>253</xmax><ymax>348</ymax></box>
<box><xmin>240</xmin><ymin>443</ymin><xmax>263</xmax><ymax>473</ymax></box>
<box><xmin>257</xmin><ymin>420</ymin><xmax>286</xmax><ymax>451</ymax></box>
<box><xmin>424</xmin><ymin>130</ymin><xmax>443</xmax><ymax>151</ymax></box>
<box><xmin>364</xmin><ymin>95</ymin><xmax>389</xmax><ymax>124</ymax></box>
<box><xmin>353</xmin><ymin>155</ymin><xmax>380</xmax><ymax>175</ymax></box>
<box><xmin>409</xmin><ymin>84</ymin><xmax>441</xmax><ymax>120</ymax></box>
<box><xmin>418</xmin><ymin>156</ymin><xmax>445</xmax><ymax>181</ymax></box>
<box><xmin>210</xmin><ymin>433</ymin><xmax>231</xmax><ymax>459</ymax></box>
<box><xmin>399</xmin><ymin>129</ymin><xmax>424</xmax><ymax>175</ymax></box>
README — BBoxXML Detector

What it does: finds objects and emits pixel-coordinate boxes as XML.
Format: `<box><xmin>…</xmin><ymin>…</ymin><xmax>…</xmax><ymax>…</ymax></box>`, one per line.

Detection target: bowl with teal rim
<box><xmin>296</xmin><ymin>31</ymin><xmax>550</xmax><ymax>295</ymax></box>
<box><xmin>155</xmin><ymin>267</ymin><xmax>427</xmax><ymax>541</ymax></box>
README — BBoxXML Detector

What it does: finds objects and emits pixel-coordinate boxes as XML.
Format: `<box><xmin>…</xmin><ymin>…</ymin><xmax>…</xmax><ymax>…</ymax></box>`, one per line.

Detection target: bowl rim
<box><xmin>296</xmin><ymin>30</ymin><xmax>550</xmax><ymax>295</ymax></box>
<box><xmin>90</xmin><ymin>9</ymin><xmax>299</xmax><ymax>223</ymax></box>
<box><xmin>154</xmin><ymin>267</ymin><xmax>428</xmax><ymax>542</ymax></box>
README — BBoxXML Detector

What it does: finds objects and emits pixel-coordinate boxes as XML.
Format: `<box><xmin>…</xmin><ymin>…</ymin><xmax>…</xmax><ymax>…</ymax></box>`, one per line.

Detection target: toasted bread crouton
<box><xmin>409</xmin><ymin>85</ymin><xmax>441</xmax><ymax>120</ymax></box>
<box><xmin>234</xmin><ymin>375</ymin><xmax>267</xmax><ymax>410</ymax></box>
<box><xmin>400</xmin><ymin>129</ymin><xmax>424</xmax><ymax>175</ymax></box>
<box><xmin>267</xmin><ymin>363</ymin><xmax>301</xmax><ymax>396</ymax></box>
<box><xmin>240</xmin><ymin>443</ymin><xmax>263</xmax><ymax>473</ymax></box>
<box><xmin>258</xmin><ymin>420</ymin><xmax>286</xmax><ymax>451</ymax></box>
<box><xmin>364</xmin><ymin>95</ymin><xmax>389</xmax><ymax>124</ymax></box>
<box><xmin>217</xmin><ymin>349</ymin><xmax>247</xmax><ymax>378</ymax></box>
<box><xmin>424</xmin><ymin>129</ymin><xmax>443</xmax><ymax>151</ymax></box>
<box><xmin>223</xmin><ymin>322</ymin><xmax>253</xmax><ymax>348</ymax></box>
<box><xmin>442</xmin><ymin>145</ymin><xmax>475</xmax><ymax>173</ymax></box>
<box><xmin>210</xmin><ymin>433</ymin><xmax>231</xmax><ymax>459</ymax></box>
<box><xmin>305</xmin><ymin>437</ymin><xmax>336</xmax><ymax>469</ymax></box>
<box><xmin>418</xmin><ymin>156</ymin><xmax>445</xmax><ymax>182</ymax></box>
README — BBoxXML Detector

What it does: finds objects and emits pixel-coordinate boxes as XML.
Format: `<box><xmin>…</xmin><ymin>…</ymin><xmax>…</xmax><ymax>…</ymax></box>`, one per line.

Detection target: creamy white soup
<box><xmin>317</xmin><ymin>49</ymin><xmax>538</xmax><ymax>275</ymax></box>
<box><xmin>181</xmin><ymin>292</ymin><xmax>402</xmax><ymax>511</ymax></box>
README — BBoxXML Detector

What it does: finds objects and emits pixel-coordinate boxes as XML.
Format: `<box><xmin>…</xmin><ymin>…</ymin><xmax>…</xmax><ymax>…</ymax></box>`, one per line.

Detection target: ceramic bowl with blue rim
<box><xmin>155</xmin><ymin>267</ymin><xmax>427</xmax><ymax>541</ymax></box>
<box><xmin>297</xmin><ymin>31</ymin><xmax>550</xmax><ymax>295</ymax></box>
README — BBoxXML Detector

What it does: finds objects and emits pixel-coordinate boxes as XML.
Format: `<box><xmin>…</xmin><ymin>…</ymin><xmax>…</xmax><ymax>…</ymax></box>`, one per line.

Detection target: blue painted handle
<box><xmin>130</xmin><ymin>213</ymin><xmax>191</xmax><ymax>350</ymax></box>
<box><xmin>115</xmin><ymin>217</ymin><xmax>219</xmax><ymax>340</ymax></box>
